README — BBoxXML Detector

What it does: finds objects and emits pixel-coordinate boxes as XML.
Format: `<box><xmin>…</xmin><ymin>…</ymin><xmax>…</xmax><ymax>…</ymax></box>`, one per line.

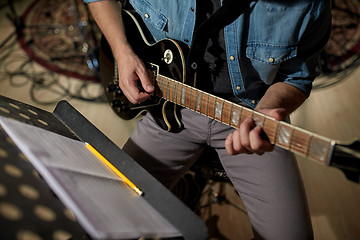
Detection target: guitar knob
<box><xmin>107</xmin><ymin>84</ymin><xmax>123</xmax><ymax>96</ymax></box>
<box><xmin>111</xmin><ymin>100</ymin><xmax>129</xmax><ymax>112</ymax></box>
<box><xmin>119</xmin><ymin>104</ymin><xmax>130</xmax><ymax>112</ymax></box>
<box><xmin>111</xmin><ymin>100</ymin><xmax>122</xmax><ymax>107</ymax></box>
<box><xmin>107</xmin><ymin>84</ymin><xmax>118</xmax><ymax>93</ymax></box>
<box><xmin>114</xmin><ymin>88</ymin><xmax>123</xmax><ymax>97</ymax></box>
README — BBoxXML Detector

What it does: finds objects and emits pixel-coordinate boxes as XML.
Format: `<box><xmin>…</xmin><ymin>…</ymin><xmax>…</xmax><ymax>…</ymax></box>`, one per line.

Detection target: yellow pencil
<box><xmin>85</xmin><ymin>142</ymin><xmax>143</xmax><ymax>196</ymax></box>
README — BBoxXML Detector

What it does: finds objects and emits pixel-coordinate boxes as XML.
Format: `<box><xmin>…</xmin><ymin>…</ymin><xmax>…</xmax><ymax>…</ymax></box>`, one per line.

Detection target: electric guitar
<box><xmin>99</xmin><ymin>10</ymin><xmax>360</xmax><ymax>183</ymax></box>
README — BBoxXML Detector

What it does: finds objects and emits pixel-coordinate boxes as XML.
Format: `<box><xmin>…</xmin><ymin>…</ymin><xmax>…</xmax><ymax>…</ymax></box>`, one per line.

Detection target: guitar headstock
<box><xmin>330</xmin><ymin>140</ymin><xmax>360</xmax><ymax>183</ymax></box>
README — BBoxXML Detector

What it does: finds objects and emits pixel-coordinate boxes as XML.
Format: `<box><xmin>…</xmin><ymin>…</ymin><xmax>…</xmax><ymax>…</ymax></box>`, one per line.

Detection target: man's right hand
<box><xmin>116</xmin><ymin>46</ymin><xmax>154</xmax><ymax>104</ymax></box>
<box><xmin>88</xmin><ymin>0</ymin><xmax>154</xmax><ymax>104</ymax></box>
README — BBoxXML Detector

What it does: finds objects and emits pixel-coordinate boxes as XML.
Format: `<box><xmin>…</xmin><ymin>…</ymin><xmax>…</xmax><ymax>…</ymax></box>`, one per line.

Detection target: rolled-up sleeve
<box><xmin>281</xmin><ymin>0</ymin><xmax>332</xmax><ymax>97</ymax></box>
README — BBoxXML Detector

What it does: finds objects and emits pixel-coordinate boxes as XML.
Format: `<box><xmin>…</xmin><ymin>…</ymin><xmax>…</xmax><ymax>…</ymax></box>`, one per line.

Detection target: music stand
<box><xmin>0</xmin><ymin>95</ymin><xmax>208</xmax><ymax>240</ymax></box>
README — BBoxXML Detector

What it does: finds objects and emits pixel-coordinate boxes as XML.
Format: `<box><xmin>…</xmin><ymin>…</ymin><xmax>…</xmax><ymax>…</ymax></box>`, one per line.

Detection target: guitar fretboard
<box><xmin>155</xmin><ymin>74</ymin><xmax>334</xmax><ymax>164</ymax></box>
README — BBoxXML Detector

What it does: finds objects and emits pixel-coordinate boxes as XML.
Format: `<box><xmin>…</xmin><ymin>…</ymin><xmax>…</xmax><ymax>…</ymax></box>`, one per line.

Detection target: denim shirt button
<box><xmin>190</xmin><ymin>7</ymin><xmax>194</xmax><ymax>12</ymax></box>
<box><xmin>229</xmin><ymin>55</ymin><xmax>235</xmax><ymax>61</ymax></box>
<box><xmin>236</xmin><ymin>86</ymin><xmax>241</xmax><ymax>91</ymax></box>
<box><xmin>144</xmin><ymin>13</ymin><xmax>150</xmax><ymax>18</ymax></box>
<box><xmin>251</xmin><ymin>100</ymin><xmax>256</xmax><ymax>105</ymax></box>
<box><xmin>268</xmin><ymin>57</ymin><xmax>275</xmax><ymax>63</ymax></box>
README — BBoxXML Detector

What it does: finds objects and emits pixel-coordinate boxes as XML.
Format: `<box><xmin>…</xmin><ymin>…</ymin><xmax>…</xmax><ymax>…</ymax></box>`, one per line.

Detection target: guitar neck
<box><xmin>155</xmin><ymin>73</ymin><xmax>335</xmax><ymax>164</ymax></box>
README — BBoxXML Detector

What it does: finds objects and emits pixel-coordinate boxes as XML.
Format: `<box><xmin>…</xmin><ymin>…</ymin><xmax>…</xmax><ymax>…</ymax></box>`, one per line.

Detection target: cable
<box><xmin>0</xmin><ymin>32</ymin><xmax>106</xmax><ymax>105</ymax></box>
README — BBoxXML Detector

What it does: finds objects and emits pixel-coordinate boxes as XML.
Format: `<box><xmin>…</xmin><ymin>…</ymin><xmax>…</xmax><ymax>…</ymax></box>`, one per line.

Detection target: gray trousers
<box><xmin>123</xmin><ymin>108</ymin><xmax>313</xmax><ymax>240</ymax></box>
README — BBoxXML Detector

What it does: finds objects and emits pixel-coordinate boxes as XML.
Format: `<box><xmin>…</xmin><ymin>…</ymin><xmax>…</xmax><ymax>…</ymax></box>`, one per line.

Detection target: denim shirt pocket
<box><xmin>246</xmin><ymin>43</ymin><xmax>297</xmax><ymax>85</ymax></box>
<box><xmin>129</xmin><ymin>0</ymin><xmax>168</xmax><ymax>41</ymax></box>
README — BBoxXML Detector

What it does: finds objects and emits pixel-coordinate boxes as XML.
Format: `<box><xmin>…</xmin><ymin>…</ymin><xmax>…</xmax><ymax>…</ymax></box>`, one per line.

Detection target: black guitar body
<box><xmin>99</xmin><ymin>10</ymin><xmax>195</xmax><ymax>132</ymax></box>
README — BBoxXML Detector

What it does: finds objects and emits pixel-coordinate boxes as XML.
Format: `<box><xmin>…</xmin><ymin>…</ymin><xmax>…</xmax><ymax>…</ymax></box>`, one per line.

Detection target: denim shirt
<box><xmin>85</xmin><ymin>0</ymin><xmax>332</xmax><ymax>108</ymax></box>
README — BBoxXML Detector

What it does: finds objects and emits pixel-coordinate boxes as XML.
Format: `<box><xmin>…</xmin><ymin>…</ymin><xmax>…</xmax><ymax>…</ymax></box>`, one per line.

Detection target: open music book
<box><xmin>0</xmin><ymin>116</ymin><xmax>181</xmax><ymax>239</ymax></box>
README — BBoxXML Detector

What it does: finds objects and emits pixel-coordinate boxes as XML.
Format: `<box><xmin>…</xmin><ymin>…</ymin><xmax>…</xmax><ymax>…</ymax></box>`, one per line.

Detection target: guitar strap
<box><xmin>187</xmin><ymin>0</ymin><xmax>252</xmax><ymax>73</ymax></box>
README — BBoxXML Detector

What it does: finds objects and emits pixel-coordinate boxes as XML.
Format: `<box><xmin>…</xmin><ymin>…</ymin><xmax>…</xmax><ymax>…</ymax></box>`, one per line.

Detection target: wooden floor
<box><xmin>1</xmin><ymin>1</ymin><xmax>360</xmax><ymax>239</ymax></box>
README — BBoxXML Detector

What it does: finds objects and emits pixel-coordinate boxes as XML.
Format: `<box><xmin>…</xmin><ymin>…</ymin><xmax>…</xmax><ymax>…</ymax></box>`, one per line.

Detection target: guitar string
<box><xmin>151</xmin><ymin>74</ymin><xmax>330</xmax><ymax>160</ymax></box>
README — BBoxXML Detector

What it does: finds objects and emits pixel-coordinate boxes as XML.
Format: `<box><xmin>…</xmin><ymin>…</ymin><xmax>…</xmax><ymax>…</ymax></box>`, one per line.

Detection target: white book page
<box><xmin>0</xmin><ymin>117</ymin><xmax>181</xmax><ymax>239</ymax></box>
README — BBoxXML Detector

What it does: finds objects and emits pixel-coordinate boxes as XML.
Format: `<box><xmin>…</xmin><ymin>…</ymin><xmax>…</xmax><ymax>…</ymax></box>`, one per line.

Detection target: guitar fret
<box><xmin>229</xmin><ymin>104</ymin><xmax>234</xmax><ymax>127</ymax></box>
<box><xmin>190</xmin><ymin>88</ymin><xmax>196</xmax><ymax>110</ymax></box>
<box><xmin>161</xmin><ymin>77</ymin><xmax>166</xmax><ymax>98</ymax></box>
<box><xmin>213</xmin><ymin>97</ymin><xmax>217</xmax><ymax>119</ymax></box>
<box><xmin>199</xmin><ymin>91</ymin><xmax>205</xmax><ymax>114</ymax></box>
<box><xmin>167</xmin><ymin>79</ymin><xmax>171</xmax><ymax>100</ymax></box>
<box><xmin>276</xmin><ymin>122</ymin><xmax>293</xmax><ymax>150</ymax></box>
<box><xmin>185</xmin><ymin>85</ymin><xmax>191</xmax><ymax>107</ymax></box>
<box><xmin>205</xmin><ymin>94</ymin><xmax>210</xmax><ymax>116</ymax></box>
<box><xmin>288</xmin><ymin>128</ymin><xmax>296</xmax><ymax>151</ymax></box>
<box><xmin>289</xmin><ymin>128</ymin><xmax>309</xmax><ymax>156</ymax></box>
<box><xmin>222</xmin><ymin>101</ymin><xmax>232</xmax><ymax>126</ymax></box>
<box><xmin>194</xmin><ymin>89</ymin><xmax>198</xmax><ymax>112</ymax></box>
<box><xmin>273</xmin><ymin>121</ymin><xmax>280</xmax><ymax>145</ymax></box>
<box><xmin>163</xmin><ymin>77</ymin><xmax>167</xmax><ymax>98</ymax></box>
<box><xmin>173</xmin><ymin>80</ymin><xmax>178</xmax><ymax>104</ymax></box>
<box><xmin>200</xmin><ymin>91</ymin><xmax>204</xmax><ymax>113</ymax></box>
<box><xmin>188</xmin><ymin>87</ymin><xmax>192</xmax><ymax>109</ymax></box>
<box><xmin>230</xmin><ymin>105</ymin><xmax>242</xmax><ymax>128</ymax></box>
<box><xmin>176</xmin><ymin>82</ymin><xmax>181</xmax><ymax>105</ymax></box>
<box><xmin>180</xmin><ymin>84</ymin><xmax>186</xmax><ymax>106</ymax></box>
<box><xmin>195</xmin><ymin>90</ymin><xmax>202</xmax><ymax>112</ymax></box>
<box><xmin>239</xmin><ymin>107</ymin><xmax>243</xmax><ymax>125</ymax></box>
<box><xmin>252</xmin><ymin>112</ymin><xmax>265</xmax><ymax>128</ymax></box>
<box><xmin>157</xmin><ymin>76</ymin><xmax>163</xmax><ymax>97</ymax></box>
<box><xmin>172</xmin><ymin>80</ymin><xmax>177</xmax><ymax>102</ymax></box>
<box><xmin>171</xmin><ymin>80</ymin><xmax>175</xmax><ymax>101</ymax></box>
<box><xmin>165</xmin><ymin>78</ymin><xmax>168</xmax><ymax>100</ymax></box>
<box><xmin>162</xmin><ymin>77</ymin><xmax>167</xmax><ymax>99</ymax></box>
<box><xmin>207</xmin><ymin>95</ymin><xmax>216</xmax><ymax>119</ymax></box>
<box><xmin>241</xmin><ymin>108</ymin><xmax>253</xmax><ymax>122</ymax></box>
<box><xmin>214</xmin><ymin>98</ymin><xmax>224</xmax><ymax>122</ymax></box>
<box><xmin>163</xmin><ymin>77</ymin><xmax>168</xmax><ymax>100</ymax></box>
<box><xmin>192</xmin><ymin>88</ymin><xmax>197</xmax><ymax>111</ymax></box>
<box><xmin>305</xmin><ymin>134</ymin><xmax>313</xmax><ymax>158</ymax></box>
<box><xmin>263</xmin><ymin>117</ymin><xmax>277</xmax><ymax>144</ymax></box>
<box><xmin>261</xmin><ymin>116</ymin><xmax>266</xmax><ymax>129</ymax></box>
<box><xmin>177</xmin><ymin>82</ymin><xmax>182</xmax><ymax>104</ymax></box>
<box><xmin>163</xmin><ymin>77</ymin><xmax>167</xmax><ymax>99</ymax></box>
<box><xmin>308</xmin><ymin>135</ymin><xmax>331</xmax><ymax>163</ymax></box>
<box><xmin>167</xmin><ymin>78</ymin><xmax>171</xmax><ymax>101</ymax></box>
